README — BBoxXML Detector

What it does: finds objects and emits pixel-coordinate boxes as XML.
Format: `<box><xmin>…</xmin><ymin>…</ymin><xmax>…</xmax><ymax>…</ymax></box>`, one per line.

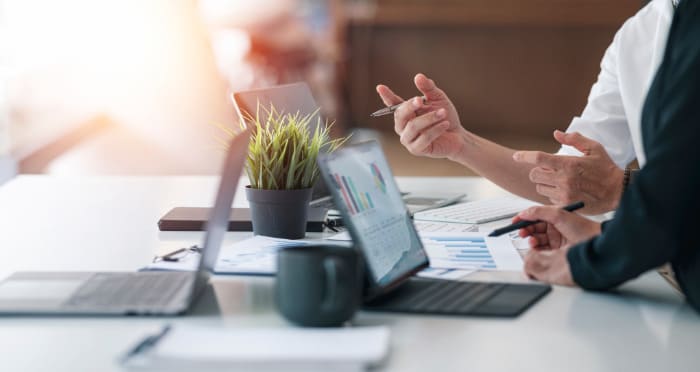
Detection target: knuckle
<box><xmin>526</xmin><ymin>206</ymin><xmax>541</xmax><ymax>217</ymax></box>
<box><xmin>529</xmin><ymin>168</ymin><xmax>539</xmax><ymax>182</ymax></box>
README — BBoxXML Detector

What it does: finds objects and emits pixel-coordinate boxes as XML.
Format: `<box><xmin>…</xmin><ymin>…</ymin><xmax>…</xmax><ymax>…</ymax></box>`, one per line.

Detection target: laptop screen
<box><xmin>191</xmin><ymin>129</ymin><xmax>251</xmax><ymax>296</ymax></box>
<box><xmin>317</xmin><ymin>141</ymin><xmax>429</xmax><ymax>295</ymax></box>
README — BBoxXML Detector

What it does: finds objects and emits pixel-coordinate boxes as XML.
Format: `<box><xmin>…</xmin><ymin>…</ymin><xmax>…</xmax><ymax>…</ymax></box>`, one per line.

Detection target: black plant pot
<box><xmin>245</xmin><ymin>186</ymin><xmax>313</xmax><ymax>239</ymax></box>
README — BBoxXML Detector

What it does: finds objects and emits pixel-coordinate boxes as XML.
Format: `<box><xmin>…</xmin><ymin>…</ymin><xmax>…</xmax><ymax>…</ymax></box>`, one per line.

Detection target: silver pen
<box><xmin>370</xmin><ymin>96</ymin><xmax>427</xmax><ymax>117</ymax></box>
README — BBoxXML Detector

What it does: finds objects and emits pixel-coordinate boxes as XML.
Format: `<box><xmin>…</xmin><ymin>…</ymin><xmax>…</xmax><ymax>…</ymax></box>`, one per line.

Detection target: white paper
<box><xmin>143</xmin><ymin>236</ymin><xmax>310</xmax><ymax>275</ymax></box>
<box><xmin>327</xmin><ymin>231</ymin><xmax>352</xmax><ymax>241</ymax></box>
<box><xmin>413</xmin><ymin>221</ymin><xmax>480</xmax><ymax>233</ymax></box>
<box><xmin>420</xmin><ymin>232</ymin><xmax>523</xmax><ymax>271</ymax></box>
<box><xmin>416</xmin><ymin>267</ymin><xmax>474</xmax><ymax>280</ymax></box>
<box><xmin>327</xmin><ymin>221</ymin><xmax>478</xmax><ymax>242</ymax></box>
<box><xmin>214</xmin><ymin>236</ymin><xmax>310</xmax><ymax>275</ymax></box>
<box><xmin>477</xmin><ymin>225</ymin><xmax>532</xmax><ymax>250</ymax></box>
<box><xmin>124</xmin><ymin>326</ymin><xmax>390</xmax><ymax>371</ymax></box>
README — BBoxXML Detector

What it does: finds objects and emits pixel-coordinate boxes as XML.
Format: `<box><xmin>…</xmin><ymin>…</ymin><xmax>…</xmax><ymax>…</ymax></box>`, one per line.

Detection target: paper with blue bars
<box><xmin>420</xmin><ymin>232</ymin><xmax>523</xmax><ymax>271</ymax></box>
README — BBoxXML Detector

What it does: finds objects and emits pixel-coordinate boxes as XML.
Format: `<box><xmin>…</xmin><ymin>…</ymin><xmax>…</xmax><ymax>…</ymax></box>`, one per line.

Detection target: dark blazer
<box><xmin>566</xmin><ymin>0</ymin><xmax>700</xmax><ymax>313</ymax></box>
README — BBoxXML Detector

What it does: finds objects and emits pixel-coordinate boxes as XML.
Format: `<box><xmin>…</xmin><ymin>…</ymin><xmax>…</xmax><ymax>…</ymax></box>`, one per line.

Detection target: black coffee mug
<box><xmin>276</xmin><ymin>245</ymin><xmax>364</xmax><ymax>327</ymax></box>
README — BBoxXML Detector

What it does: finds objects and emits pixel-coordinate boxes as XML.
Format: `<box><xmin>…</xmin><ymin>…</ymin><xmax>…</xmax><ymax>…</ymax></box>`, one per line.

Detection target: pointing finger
<box><xmin>553</xmin><ymin>130</ymin><xmax>602</xmax><ymax>156</ymax></box>
<box><xmin>414</xmin><ymin>73</ymin><xmax>448</xmax><ymax>102</ymax></box>
<box><xmin>376</xmin><ymin>84</ymin><xmax>404</xmax><ymax>107</ymax></box>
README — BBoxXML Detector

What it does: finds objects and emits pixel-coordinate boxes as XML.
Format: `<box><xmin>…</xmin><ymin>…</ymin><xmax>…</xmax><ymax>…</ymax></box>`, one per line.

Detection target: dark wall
<box><xmin>342</xmin><ymin>0</ymin><xmax>641</xmax><ymax>138</ymax></box>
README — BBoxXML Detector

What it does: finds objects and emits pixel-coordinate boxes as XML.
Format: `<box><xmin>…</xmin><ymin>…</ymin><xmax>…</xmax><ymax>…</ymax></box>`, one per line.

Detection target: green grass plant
<box><xmin>218</xmin><ymin>101</ymin><xmax>349</xmax><ymax>190</ymax></box>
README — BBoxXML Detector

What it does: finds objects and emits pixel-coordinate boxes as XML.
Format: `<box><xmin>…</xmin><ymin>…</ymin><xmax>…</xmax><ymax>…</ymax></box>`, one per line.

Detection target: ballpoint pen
<box><xmin>154</xmin><ymin>245</ymin><xmax>201</xmax><ymax>262</ymax></box>
<box><xmin>488</xmin><ymin>201</ymin><xmax>585</xmax><ymax>237</ymax></box>
<box><xmin>370</xmin><ymin>96</ymin><xmax>427</xmax><ymax>117</ymax></box>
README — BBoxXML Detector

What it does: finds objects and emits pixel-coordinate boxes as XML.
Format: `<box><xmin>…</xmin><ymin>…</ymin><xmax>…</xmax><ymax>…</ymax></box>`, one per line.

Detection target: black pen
<box><xmin>487</xmin><ymin>201</ymin><xmax>585</xmax><ymax>237</ymax></box>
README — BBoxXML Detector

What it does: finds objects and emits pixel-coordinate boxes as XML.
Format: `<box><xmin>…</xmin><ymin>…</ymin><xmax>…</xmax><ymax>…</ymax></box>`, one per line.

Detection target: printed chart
<box><xmin>421</xmin><ymin>232</ymin><xmax>523</xmax><ymax>271</ymax></box>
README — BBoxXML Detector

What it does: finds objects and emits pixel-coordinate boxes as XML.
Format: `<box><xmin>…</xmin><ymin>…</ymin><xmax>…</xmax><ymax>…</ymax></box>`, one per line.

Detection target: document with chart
<box><xmin>420</xmin><ymin>232</ymin><xmax>523</xmax><ymax>271</ymax></box>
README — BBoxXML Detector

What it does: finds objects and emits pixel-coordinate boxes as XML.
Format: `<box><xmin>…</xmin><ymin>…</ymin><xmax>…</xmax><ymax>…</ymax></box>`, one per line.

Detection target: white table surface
<box><xmin>0</xmin><ymin>175</ymin><xmax>698</xmax><ymax>372</ymax></box>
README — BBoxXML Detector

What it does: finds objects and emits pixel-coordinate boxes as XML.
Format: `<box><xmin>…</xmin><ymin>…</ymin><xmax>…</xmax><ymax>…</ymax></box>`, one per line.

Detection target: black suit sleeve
<box><xmin>566</xmin><ymin>0</ymin><xmax>700</xmax><ymax>292</ymax></box>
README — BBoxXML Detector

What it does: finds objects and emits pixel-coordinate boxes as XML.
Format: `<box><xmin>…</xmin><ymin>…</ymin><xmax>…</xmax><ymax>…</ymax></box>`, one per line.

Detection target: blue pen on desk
<box><xmin>487</xmin><ymin>201</ymin><xmax>585</xmax><ymax>237</ymax></box>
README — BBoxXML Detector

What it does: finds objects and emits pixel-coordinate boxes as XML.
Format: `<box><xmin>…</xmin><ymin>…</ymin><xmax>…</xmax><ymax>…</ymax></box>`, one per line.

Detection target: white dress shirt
<box><xmin>558</xmin><ymin>0</ymin><xmax>674</xmax><ymax>168</ymax></box>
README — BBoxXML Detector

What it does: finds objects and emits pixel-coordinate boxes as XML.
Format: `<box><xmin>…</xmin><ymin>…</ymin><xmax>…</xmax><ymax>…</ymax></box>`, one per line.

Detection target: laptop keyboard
<box><xmin>413</xmin><ymin>197</ymin><xmax>536</xmax><ymax>224</ymax></box>
<box><xmin>365</xmin><ymin>279</ymin><xmax>506</xmax><ymax>315</ymax></box>
<box><xmin>64</xmin><ymin>272</ymin><xmax>192</xmax><ymax>309</ymax></box>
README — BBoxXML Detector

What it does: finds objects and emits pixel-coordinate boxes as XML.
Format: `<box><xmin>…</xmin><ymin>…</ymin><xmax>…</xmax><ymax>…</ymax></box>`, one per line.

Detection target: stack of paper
<box><xmin>144</xmin><ymin>232</ymin><xmax>521</xmax><ymax>276</ymax></box>
<box><xmin>121</xmin><ymin>325</ymin><xmax>391</xmax><ymax>372</ymax></box>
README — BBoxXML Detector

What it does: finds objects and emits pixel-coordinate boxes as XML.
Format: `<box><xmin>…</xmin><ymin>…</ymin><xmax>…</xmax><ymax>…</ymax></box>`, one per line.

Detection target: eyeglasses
<box><xmin>152</xmin><ymin>245</ymin><xmax>202</xmax><ymax>263</ymax></box>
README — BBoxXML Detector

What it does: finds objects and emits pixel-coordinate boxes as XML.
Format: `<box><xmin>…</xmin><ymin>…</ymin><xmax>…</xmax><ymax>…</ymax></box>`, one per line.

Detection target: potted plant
<box><xmin>223</xmin><ymin>103</ymin><xmax>348</xmax><ymax>239</ymax></box>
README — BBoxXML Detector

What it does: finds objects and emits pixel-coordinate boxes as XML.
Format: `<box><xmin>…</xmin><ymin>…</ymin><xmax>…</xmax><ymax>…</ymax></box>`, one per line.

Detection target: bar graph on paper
<box><xmin>421</xmin><ymin>233</ymin><xmax>523</xmax><ymax>271</ymax></box>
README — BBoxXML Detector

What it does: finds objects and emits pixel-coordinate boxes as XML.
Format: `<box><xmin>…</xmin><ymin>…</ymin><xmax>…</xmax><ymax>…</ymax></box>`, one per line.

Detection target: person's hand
<box><xmin>514</xmin><ymin>205</ymin><xmax>601</xmax><ymax>286</ymax></box>
<box><xmin>513</xmin><ymin>205</ymin><xmax>601</xmax><ymax>251</ymax></box>
<box><xmin>524</xmin><ymin>249</ymin><xmax>576</xmax><ymax>286</ymax></box>
<box><xmin>376</xmin><ymin>73</ymin><xmax>467</xmax><ymax>160</ymax></box>
<box><xmin>512</xmin><ymin>131</ymin><xmax>624</xmax><ymax>214</ymax></box>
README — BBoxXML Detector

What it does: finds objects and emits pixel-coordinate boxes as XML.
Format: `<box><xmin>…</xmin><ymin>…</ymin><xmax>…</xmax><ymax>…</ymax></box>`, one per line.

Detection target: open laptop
<box><xmin>0</xmin><ymin>130</ymin><xmax>251</xmax><ymax>316</ymax></box>
<box><xmin>232</xmin><ymin>82</ymin><xmax>465</xmax><ymax>213</ymax></box>
<box><xmin>317</xmin><ymin>141</ymin><xmax>551</xmax><ymax>317</ymax></box>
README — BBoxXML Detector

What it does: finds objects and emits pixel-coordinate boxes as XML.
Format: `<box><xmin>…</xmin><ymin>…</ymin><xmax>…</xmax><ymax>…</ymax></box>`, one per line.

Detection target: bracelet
<box><xmin>622</xmin><ymin>166</ymin><xmax>632</xmax><ymax>190</ymax></box>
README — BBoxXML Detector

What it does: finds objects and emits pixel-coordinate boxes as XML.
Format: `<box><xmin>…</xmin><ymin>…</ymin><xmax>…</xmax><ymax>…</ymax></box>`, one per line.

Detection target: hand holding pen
<box><xmin>375</xmin><ymin>73</ymin><xmax>466</xmax><ymax>159</ymax></box>
<box><xmin>495</xmin><ymin>201</ymin><xmax>602</xmax><ymax>253</ymax></box>
<box><xmin>488</xmin><ymin>202</ymin><xmax>585</xmax><ymax>237</ymax></box>
<box><xmin>371</xmin><ymin>96</ymin><xmax>427</xmax><ymax>117</ymax></box>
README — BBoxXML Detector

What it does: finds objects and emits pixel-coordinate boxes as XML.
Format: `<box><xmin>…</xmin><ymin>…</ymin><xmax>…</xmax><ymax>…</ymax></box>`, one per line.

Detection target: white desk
<box><xmin>0</xmin><ymin>175</ymin><xmax>698</xmax><ymax>372</ymax></box>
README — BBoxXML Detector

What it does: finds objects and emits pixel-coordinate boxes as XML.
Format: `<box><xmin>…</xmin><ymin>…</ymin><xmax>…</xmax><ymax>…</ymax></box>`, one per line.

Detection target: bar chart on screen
<box><xmin>333</xmin><ymin>173</ymin><xmax>377</xmax><ymax>215</ymax></box>
<box><xmin>421</xmin><ymin>232</ymin><xmax>523</xmax><ymax>271</ymax></box>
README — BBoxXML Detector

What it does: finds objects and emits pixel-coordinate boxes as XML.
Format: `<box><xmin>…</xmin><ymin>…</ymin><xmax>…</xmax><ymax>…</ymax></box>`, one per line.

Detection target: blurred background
<box><xmin>0</xmin><ymin>0</ymin><xmax>641</xmax><ymax>184</ymax></box>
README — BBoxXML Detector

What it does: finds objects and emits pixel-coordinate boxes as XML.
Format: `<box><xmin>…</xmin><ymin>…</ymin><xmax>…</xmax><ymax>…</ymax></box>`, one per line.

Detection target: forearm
<box><xmin>447</xmin><ymin>130</ymin><xmax>550</xmax><ymax>204</ymax></box>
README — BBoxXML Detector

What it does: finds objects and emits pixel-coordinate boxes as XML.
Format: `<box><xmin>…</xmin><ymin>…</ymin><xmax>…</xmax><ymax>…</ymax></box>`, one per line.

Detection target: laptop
<box><xmin>231</xmin><ymin>82</ymin><xmax>465</xmax><ymax>213</ymax></box>
<box><xmin>317</xmin><ymin>141</ymin><xmax>551</xmax><ymax>317</ymax></box>
<box><xmin>0</xmin><ymin>129</ymin><xmax>251</xmax><ymax>316</ymax></box>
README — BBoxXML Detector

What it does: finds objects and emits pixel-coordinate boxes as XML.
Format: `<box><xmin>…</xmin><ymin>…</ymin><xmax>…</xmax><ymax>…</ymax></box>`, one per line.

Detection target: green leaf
<box><xmin>214</xmin><ymin>101</ymin><xmax>350</xmax><ymax>190</ymax></box>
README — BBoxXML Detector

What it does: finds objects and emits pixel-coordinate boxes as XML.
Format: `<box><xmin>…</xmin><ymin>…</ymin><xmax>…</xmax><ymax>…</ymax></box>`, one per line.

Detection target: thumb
<box><xmin>414</xmin><ymin>73</ymin><xmax>448</xmax><ymax>102</ymax></box>
<box><xmin>553</xmin><ymin>130</ymin><xmax>601</xmax><ymax>155</ymax></box>
<box><xmin>376</xmin><ymin>84</ymin><xmax>404</xmax><ymax>106</ymax></box>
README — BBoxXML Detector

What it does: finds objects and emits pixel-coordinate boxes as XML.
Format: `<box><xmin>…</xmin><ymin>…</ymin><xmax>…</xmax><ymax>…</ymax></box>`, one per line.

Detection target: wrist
<box><xmin>446</xmin><ymin>129</ymin><xmax>475</xmax><ymax>165</ymax></box>
<box><xmin>607</xmin><ymin>167</ymin><xmax>626</xmax><ymax>210</ymax></box>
